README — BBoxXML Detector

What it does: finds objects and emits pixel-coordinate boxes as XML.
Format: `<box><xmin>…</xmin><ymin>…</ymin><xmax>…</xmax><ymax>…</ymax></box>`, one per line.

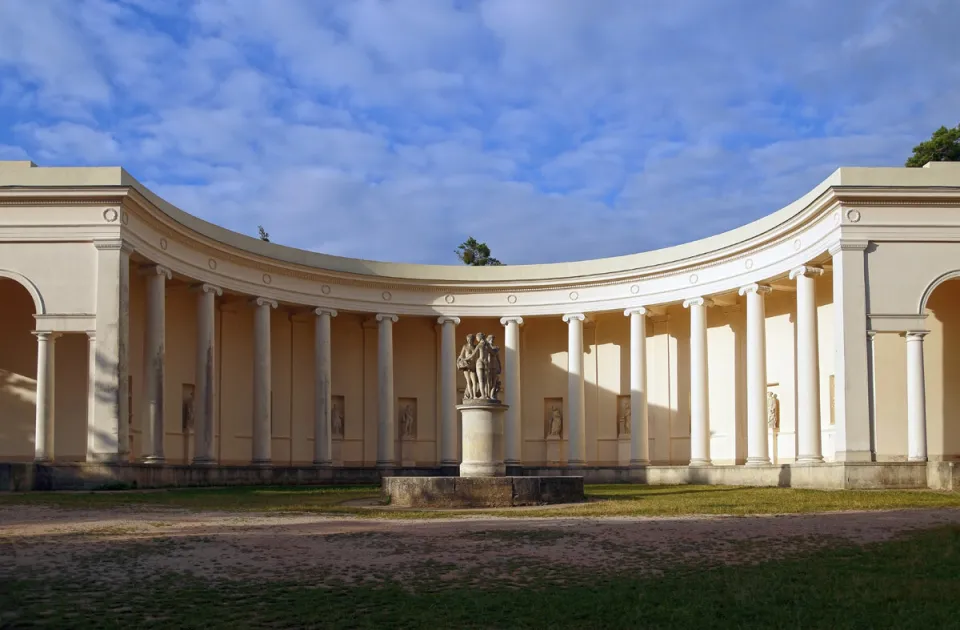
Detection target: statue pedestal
<box><xmin>617</xmin><ymin>437</ymin><xmax>630</xmax><ymax>466</ymax></box>
<box><xmin>457</xmin><ymin>401</ymin><xmax>507</xmax><ymax>477</ymax></box>
<box><xmin>546</xmin><ymin>435</ymin><xmax>562</xmax><ymax>465</ymax></box>
<box><xmin>400</xmin><ymin>435</ymin><xmax>416</xmax><ymax>468</ymax></box>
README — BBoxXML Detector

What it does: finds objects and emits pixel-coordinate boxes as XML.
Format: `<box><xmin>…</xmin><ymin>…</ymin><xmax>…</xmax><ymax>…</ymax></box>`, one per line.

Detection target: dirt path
<box><xmin>3</xmin><ymin>506</ymin><xmax>959</xmax><ymax>587</ymax></box>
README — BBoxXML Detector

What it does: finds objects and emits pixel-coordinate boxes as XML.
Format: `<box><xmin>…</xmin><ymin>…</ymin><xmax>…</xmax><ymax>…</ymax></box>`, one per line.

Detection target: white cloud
<box><xmin>1</xmin><ymin>0</ymin><xmax>959</xmax><ymax>264</ymax></box>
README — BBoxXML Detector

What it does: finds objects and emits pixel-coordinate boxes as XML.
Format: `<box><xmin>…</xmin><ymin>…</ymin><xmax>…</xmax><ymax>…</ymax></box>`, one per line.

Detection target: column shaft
<box><xmin>792</xmin><ymin>267</ymin><xmax>824</xmax><ymax>463</ymax></box>
<box><xmin>314</xmin><ymin>308</ymin><xmax>337</xmax><ymax>466</ymax></box>
<box><xmin>905</xmin><ymin>332</ymin><xmax>928</xmax><ymax>462</ymax></box>
<box><xmin>439</xmin><ymin>317</ymin><xmax>460</xmax><ymax>467</ymax></box>
<box><xmin>193</xmin><ymin>284</ymin><xmax>221</xmax><ymax>464</ymax></box>
<box><xmin>563</xmin><ymin>314</ymin><xmax>586</xmax><ymax>466</ymax></box>
<box><xmin>376</xmin><ymin>314</ymin><xmax>398</xmax><ymax>468</ymax></box>
<box><xmin>34</xmin><ymin>332</ymin><xmax>56</xmax><ymax>462</ymax></box>
<box><xmin>141</xmin><ymin>265</ymin><xmax>170</xmax><ymax>464</ymax></box>
<box><xmin>501</xmin><ymin>317</ymin><xmax>523</xmax><ymax>466</ymax></box>
<box><xmin>685</xmin><ymin>299</ymin><xmax>710</xmax><ymax>466</ymax></box>
<box><xmin>252</xmin><ymin>297</ymin><xmax>276</xmax><ymax>465</ymax></box>
<box><xmin>741</xmin><ymin>283</ymin><xmax>772</xmax><ymax>466</ymax></box>
<box><xmin>626</xmin><ymin>309</ymin><xmax>649</xmax><ymax>465</ymax></box>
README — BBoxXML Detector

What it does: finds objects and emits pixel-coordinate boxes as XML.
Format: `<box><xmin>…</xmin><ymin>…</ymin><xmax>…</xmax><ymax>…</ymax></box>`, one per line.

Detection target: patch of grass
<box><xmin>2</xmin><ymin>526</ymin><xmax>959</xmax><ymax>629</ymax></box>
<box><xmin>2</xmin><ymin>484</ymin><xmax>959</xmax><ymax>519</ymax></box>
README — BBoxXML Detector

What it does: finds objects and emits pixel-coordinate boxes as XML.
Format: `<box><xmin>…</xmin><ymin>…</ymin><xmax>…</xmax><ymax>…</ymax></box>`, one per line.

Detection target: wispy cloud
<box><xmin>1</xmin><ymin>0</ymin><xmax>957</xmax><ymax>264</ymax></box>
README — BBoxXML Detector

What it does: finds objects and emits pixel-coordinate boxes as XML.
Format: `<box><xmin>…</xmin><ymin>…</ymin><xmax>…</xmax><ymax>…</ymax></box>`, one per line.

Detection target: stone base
<box><xmin>546</xmin><ymin>436</ymin><xmax>561</xmax><ymax>465</ymax></box>
<box><xmin>458</xmin><ymin>402</ymin><xmax>506</xmax><ymax>477</ymax></box>
<box><xmin>382</xmin><ymin>475</ymin><xmax>585</xmax><ymax>508</ymax></box>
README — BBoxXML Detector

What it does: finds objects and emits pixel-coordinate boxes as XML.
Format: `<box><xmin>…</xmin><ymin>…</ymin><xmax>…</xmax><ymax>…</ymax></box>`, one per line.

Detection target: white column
<box><xmin>791</xmin><ymin>266</ymin><xmax>824</xmax><ymax>463</ymax></box>
<box><xmin>89</xmin><ymin>240</ymin><xmax>131</xmax><ymax>462</ymax></box>
<box><xmin>905</xmin><ymin>331</ymin><xmax>928</xmax><ymax>462</ymax></box>
<box><xmin>684</xmin><ymin>298</ymin><xmax>711</xmax><ymax>466</ymax></box>
<box><xmin>438</xmin><ymin>316</ymin><xmax>461</xmax><ymax>468</ymax></box>
<box><xmin>314</xmin><ymin>307</ymin><xmax>338</xmax><ymax>466</ymax></box>
<box><xmin>376</xmin><ymin>313</ymin><xmax>398</xmax><ymax>468</ymax></box>
<box><xmin>252</xmin><ymin>297</ymin><xmax>277</xmax><ymax>465</ymax></box>
<box><xmin>193</xmin><ymin>284</ymin><xmax>221</xmax><ymax>465</ymax></box>
<box><xmin>829</xmin><ymin>241</ymin><xmax>872</xmax><ymax>461</ymax></box>
<box><xmin>740</xmin><ymin>283</ymin><xmax>772</xmax><ymax>466</ymax></box>
<box><xmin>500</xmin><ymin>316</ymin><xmax>524</xmax><ymax>467</ymax></box>
<box><xmin>85</xmin><ymin>331</ymin><xmax>98</xmax><ymax>459</ymax></box>
<box><xmin>140</xmin><ymin>264</ymin><xmax>171</xmax><ymax>464</ymax></box>
<box><xmin>624</xmin><ymin>308</ymin><xmax>649</xmax><ymax>466</ymax></box>
<box><xmin>563</xmin><ymin>313</ymin><xmax>586</xmax><ymax>466</ymax></box>
<box><xmin>33</xmin><ymin>332</ymin><xmax>57</xmax><ymax>462</ymax></box>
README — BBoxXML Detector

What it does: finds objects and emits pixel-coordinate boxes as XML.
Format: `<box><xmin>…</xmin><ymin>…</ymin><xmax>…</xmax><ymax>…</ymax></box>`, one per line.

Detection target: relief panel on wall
<box><xmin>544</xmin><ymin>397</ymin><xmax>563</xmax><ymax>465</ymax></box>
<box><xmin>332</xmin><ymin>395</ymin><xmax>345</xmax><ymax>439</ymax></box>
<box><xmin>617</xmin><ymin>395</ymin><xmax>631</xmax><ymax>438</ymax></box>
<box><xmin>397</xmin><ymin>397</ymin><xmax>418</xmax><ymax>467</ymax></box>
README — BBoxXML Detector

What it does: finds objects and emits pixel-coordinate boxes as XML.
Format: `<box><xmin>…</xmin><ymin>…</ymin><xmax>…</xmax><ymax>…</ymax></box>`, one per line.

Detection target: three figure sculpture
<box><xmin>457</xmin><ymin>332</ymin><xmax>502</xmax><ymax>403</ymax></box>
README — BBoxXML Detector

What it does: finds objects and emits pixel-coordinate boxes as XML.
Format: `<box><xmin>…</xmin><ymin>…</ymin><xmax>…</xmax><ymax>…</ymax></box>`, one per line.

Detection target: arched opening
<box><xmin>0</xmin><ymin>277</ymin><xmax>39</xmax><ymax>460</ymax></box>
<box><xmin>923</xmin><ymin>277</ymin><xmax>960</xmax><ymax>460</ymax></box>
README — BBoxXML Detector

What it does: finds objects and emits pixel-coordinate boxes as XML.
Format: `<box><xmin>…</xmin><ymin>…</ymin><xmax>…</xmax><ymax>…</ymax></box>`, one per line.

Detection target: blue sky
<box><xmin>1</xmin><ymin>0</ymin><xmax>958</xmax><ymax>265</ymax></box>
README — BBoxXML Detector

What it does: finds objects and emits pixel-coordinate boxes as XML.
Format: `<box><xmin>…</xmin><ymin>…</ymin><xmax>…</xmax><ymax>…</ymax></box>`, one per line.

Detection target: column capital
<box><xmin>738</xmin><ymin>283</ymin><xmax>772</xmax><ymax>296</ymax></box>
<box><xmin>376</xmin><ymin>313</ymin><xmax>398</xmax><ymax>323</ymax></box>
<box><xmin>623</xmin><ymin>307</ymin><xmax>648</xmax><ymax>316</ymax></box>
<box><xmin>94</xmin><ymin>239</ymin><xmax>135</xmax><ymax>254</ymax></box>
<box><xmin>437</xmin><ymin>316</ymin><xmax>461</xmax><ymax>325</ymax></box>
<box><xmin>252</xmin><ymin>297</ymin><xmax>278</xmax><ymax>309</ymax></box>
<box><xmin>315</xmin><ymin>307</ymin><xmax>338</xmax><ymax>318</ymax></box>
<box><xmin>191</xmin><ymin>283</ymin><xmax>223</xmax><ymax>296</ymax></box>
<box><xmin>789</xmin><ymin>265</ymin><xmax>824</xmax><ymax>280</ymax></box>
<box><xmin>138</xmin><ymin>264</ymin><xmax>172</xmax><ymax>280</ymax></box>
<box><xmin>828</xmin><ymin>240</ymin><xmax>869</xmax><ymax>255</ymax></box>
<box><xmin>31</xmin><ymin>331</ymin><xmax>61</xmax><ymax>341</ymax></box>
<box><xmin>499</xmin><ymin>316</ymin><xmax>524</xmax><ymax>326</ymax></box>
<box><xmin>682</xmin><ymin>297</ymin><xmax>713</xmax><ymax>308</ymax></box>
<box><xmin>903</xmin><ymin>330</ymin><xmax>929</xmax><ymax>341</ymax></box>
<box><xmin>562</xmin><ymin>313</ymin><xmax>586</xmax><ymax>323</ymax></box>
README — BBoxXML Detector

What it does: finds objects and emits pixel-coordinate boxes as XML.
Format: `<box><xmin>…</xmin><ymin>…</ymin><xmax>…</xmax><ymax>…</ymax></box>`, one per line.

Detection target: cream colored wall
<box><xmin>922</xmin><ymin>279</ymin><xmax>960</xmax><ymax>460</ymax></box>
<box><xmin>0</xmin><ymin>279</ymin><xmax>39</xmax><ymax>460</ymax></box>
<box><xmin>873</xmin><ymin>334</ymin><xmax>907</xmax><ymax>460</ymax></box>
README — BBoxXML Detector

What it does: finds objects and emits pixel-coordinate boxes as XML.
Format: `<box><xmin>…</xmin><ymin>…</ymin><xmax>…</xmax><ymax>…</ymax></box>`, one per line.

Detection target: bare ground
<box><xmin>3</xmin><ymin>506</ymin><xmax>960</xmax><ymax>588</ymax></box>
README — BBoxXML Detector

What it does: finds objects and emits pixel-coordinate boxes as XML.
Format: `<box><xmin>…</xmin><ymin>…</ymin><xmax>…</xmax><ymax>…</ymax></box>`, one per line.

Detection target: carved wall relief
<box><xmin>331</xmin><ymin>395</ymin><xmax>345</xmax><ymax>438</ymax></box>
<box><xmin>766</xmin><ymin>389</ymin><xmax>780</xmax><ymax>431</ymax></box>
<box><xmin>398</xmin><ymin>397</ymin><xmax>418</xmax><ymax>439</ymax></box>
<box><xmin>544</xmin><ymin>397</ymin><xmax>563</xmax><ymax>438</ymax></box>
<box><xmin>617</xmin><ymin>395</ymin><xmax>631</xmax><ymax>437</ymax></box>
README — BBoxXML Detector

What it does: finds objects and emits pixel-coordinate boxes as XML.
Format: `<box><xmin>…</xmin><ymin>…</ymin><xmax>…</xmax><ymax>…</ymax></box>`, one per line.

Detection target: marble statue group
<box><xmin>457</xmin><ymin>332</ymin><xmax>502</xmax><ymax>402</ymax></box>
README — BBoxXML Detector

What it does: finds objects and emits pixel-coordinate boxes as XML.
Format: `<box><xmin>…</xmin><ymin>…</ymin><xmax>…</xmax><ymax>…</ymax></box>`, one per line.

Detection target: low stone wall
<box><xmin>382</xmin><ymin>476</ymin><xmax>585</xmax><ymax>508</ymax></box>
<box><xmin>0</xmin><ymin>461</ymin><xmax>943</xmax><ymax>492</ymax></box>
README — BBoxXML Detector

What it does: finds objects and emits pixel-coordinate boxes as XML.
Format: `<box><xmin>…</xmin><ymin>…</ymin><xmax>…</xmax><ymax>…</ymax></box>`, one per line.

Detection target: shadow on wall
<box><xmin>0</xmin><ymin>278</ymin><xmax>38</xmax><ymax>461</ymax></box>
<box><xmin>926</xmin><ymin>278</ymin><xmax>960</xmax><ymax>461</ymax></box>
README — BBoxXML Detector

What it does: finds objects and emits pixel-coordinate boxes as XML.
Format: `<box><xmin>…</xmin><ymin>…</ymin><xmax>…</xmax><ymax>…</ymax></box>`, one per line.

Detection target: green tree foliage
<box><xmin>455</xmin><ymin>237</ymin><xmax>502</xmax><ymax>266</ymax></box>
<box><xmin>906</xmin><ymin>124</ymin><xmax>960</xmax><ymax>167</ymax></box>
<box><xmin>258</xmin><ymin>225</ymin><xmax>270</xmax><ymax>242</ymax></box>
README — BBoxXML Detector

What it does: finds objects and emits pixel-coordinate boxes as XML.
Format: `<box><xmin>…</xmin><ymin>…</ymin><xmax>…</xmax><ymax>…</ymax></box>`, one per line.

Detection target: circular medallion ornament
<box><xmin>321</xmin><ymin>284</ymin><xmax>331</xmax><ymax>295</ymax></box>
<box><xmin>159</xmin><ymin>237</ymin><xmax>168</xmax><ymax>251</ymax></box>
<box><xmin>262</xmin><ymin>273</ymin><xmax>272</xmax><ymax>285</ymax></box>
<box><xmin>630</xmin><ymin>284</ymin><xmax>640</xmax><ymax>295</ymax></box>
<box><xmin>208</xmin><ymin>258</ymin><xmax>217</xmax><ymax>270</ymax></box>
<box><xmin>507</xmin><ymin>294</ymin><xmax>517</xmax><ymax>304</ymax></box>
<box><xmin>846</xmin><ymin>209</ymin><xmax>862</xmax><ymax>223</ymax></box>
<box><xmin>689</xmin><ymin>273</ymin><xmax>699</xmax><ymax>284</ymax></box>
<box><xmin>382</xmin><ymin>291</ymin><xmax>392</xmax><ymax>301</ymax></box>
<box><xmin>444</xmin><ymin>294</ymin><xmax>455</xmax><ymax>304</ymax></box>
<box><xmin>102</xmin><ymin>208</ymin><xmax>118</xmax><ymax>222</ymax></box>
<box><xmin>745</xmin><ymin>258</ymin><xmax>754</xmax><ymax>270</ymax></box>
<box><xmin>569</xmin><ymin>291</ymin><xmax>579</xmax><ymax>301</ymax></box>
<box><xmin>794</xmin><ymin>238</ymin><xmax>802</xmax><ymax>251</ymax></box>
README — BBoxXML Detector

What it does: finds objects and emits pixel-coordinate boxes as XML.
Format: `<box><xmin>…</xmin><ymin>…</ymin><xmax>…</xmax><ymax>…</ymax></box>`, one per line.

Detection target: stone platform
<box><xmin>382</xmin><ymin>475</ymin><xmax>585</xmax><ymax>508</ymax></box>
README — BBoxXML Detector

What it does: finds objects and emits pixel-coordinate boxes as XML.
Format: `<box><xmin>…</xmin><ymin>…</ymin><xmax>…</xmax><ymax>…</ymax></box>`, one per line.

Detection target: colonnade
<box><xmin>25</xmin><ymin>255</ymin><xmax>932</xmax><ymax>468</ymax></box>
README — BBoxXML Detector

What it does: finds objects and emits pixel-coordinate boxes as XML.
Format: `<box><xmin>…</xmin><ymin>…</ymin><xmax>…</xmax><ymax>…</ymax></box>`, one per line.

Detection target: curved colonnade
<box><xmin>3</xmin><ymin>160</ymin><xmax>960</xmax><ymax>488</ymax></box>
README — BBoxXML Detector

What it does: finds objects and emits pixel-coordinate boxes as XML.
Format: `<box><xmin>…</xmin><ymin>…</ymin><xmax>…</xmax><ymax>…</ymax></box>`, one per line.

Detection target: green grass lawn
<box><xmin>2</xmin><ymin>483</ymin><xmax>959</xmax><ymax>518</ymax></box>
<box><xmin>3</xmin><ymin>526</ymin><xmax>960</xmax><ymax>629</ymax></box>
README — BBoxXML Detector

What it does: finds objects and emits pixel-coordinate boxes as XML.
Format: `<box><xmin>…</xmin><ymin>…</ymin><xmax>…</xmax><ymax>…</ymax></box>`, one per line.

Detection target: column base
<box><xmin>191</xmin><ymin>457</ymin><xmax>217</xmax><ymax>466</ymax></box>
<box><xmin>376</xmin><ymin>460</ymin><xmax>396</xmax><ymax>469</ymax></box>
<box><xmin>795</xmin><ymin>455</ymin><xmax>824</xmax><ymax>464</ymax></box>
<box><xmin>629</xmin><ymin>459</ymin><xmax>649</xmax><ymax>468</ymax></box>
<box><xmin>250</xmin><ymin>459</ymin><xmax>272</xmax><ymax>467</ymax></box>
<box><xmin>33</xmin><ymin>456</ymin><xmax>52</xmax><ymax>464</ymax></box>
<box><xmin>909</xmin><ymin>456</ymin><xmax>928</xmax><ymax>462</ymax></box>
<box><xmin>567</xmin><ymin>459</ymin><xmax>586</xmax><ymax>468</ymax></box>
<box><xmin>745</xmin><ymin>457</ymin><xmax>772</xmax><ymax>467</ymax></box>
<box><xmin>313</xmin><ymin>460</ymin><xmax>333</xmax><ymax>468</ymax></box>
<box><xmin>141</xmin><ymin>456</ymin><xmax>165</xmax><ymax>465</ymax></box>
<box><xmin>689</xmin><ymin>459</ymin><xmax>712</xmax><ymax>467</ymax></box>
